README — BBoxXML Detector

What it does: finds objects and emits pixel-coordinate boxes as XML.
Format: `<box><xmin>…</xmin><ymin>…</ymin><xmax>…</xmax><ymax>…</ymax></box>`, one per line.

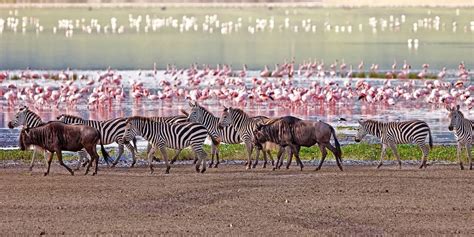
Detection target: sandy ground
<box><xmin>0</xmin><ymin>163</ymin><xmax>472</xmax><ymax>235</ymax></box>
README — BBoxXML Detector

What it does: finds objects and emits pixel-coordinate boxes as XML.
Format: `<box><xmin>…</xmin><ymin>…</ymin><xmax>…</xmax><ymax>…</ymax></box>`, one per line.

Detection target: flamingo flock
<box><xmin>0</xmin><ymin>61</ymin><xmax>472</xmax><ymax>111</ymax></box>
<box><xmin>1</xmin><ymin>8</ymin><xmax>473</xmax><ymax>50</ymax></box>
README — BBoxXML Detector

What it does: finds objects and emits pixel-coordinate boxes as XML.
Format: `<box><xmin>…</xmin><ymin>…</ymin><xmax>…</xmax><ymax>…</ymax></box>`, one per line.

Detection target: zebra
<box><xmin>217</xmin><ymin>107</ymin><xmax>270</xmax><ymax>169</ymax></box>
<box><xmin>124</xmin><ymin>116</ymin><xmax>209</xmax><ymax>173</ymax></box>
<box><xmin>143</xmin><ymin>114</ymin><xmax>189</xmax><ymax>164</ymax></box>
<box><xmin>187</xmin><ymin>101</ymin><xmax>276</xmax><ymax>168</ymax></box>
<box><xmin>7</xmin><ymin>106</ymin><xmax>49</xmax><ymax>171</ymax></box>
<box><xmin>447</xmin><ymin>105</ymin><xmax>473</xmax><ymax>170</ymax></box>
<box><xmin>57</xmin><ymin>114</ymin><xmax>137</xmax><ymax>168</ymax></box>
<box><xmin>355</xmin><ymin>119</ymin><xmax>433</xmax><ymax>169</ymax></box>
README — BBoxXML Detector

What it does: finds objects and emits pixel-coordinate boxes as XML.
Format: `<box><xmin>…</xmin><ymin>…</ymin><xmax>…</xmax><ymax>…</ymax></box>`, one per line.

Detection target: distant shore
<box><xmin>0</xmin><ymin>1</ymin><xmax>473</xmax><ymax>8</ymax></box>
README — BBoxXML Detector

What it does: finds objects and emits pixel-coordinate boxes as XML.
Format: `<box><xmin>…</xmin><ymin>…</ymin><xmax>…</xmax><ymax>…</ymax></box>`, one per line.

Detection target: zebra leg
<box><xmin>111</xmin><ymin>144</ymin><xmax>125</xmax><ymax>168</ymax></box>
<box><xmin>44</xmin><ymin>152</ymin><xmax>54</xmax><ymax>176</ymax></box>
<box><xmin>147</xmin><ymin>142</ymin><xmax>160</xmax><ymax>162</ymax></box>
<box><xmin>377</xmin><ymin>144</ymin><xmax>387</xmax><ymax>169</ymax></box>
<box><xmin>245</xmin><ymin>142</ymin><xmax>254</xmax><ymax>170</ymax></box>
<box><xmin>76</xmin><ymin>150</ymin><xmax>87</xmax><ymax>171</ymax></box>
<box><xmin>214</xmin><ymin>147</ymin><xmax>220</xmax><ymax>168</ymax></box>
<box><xmin>170</xmin><ymin>149</ymin><xmax>182</xmax><ymax>164</ymax></box>
<box><xmin>147</xmin><ymin>145</ymin><xmax>156</xmax><ymax>174</ymax></box>
<box><xmin>209</xmin><ymin>144</ymin><xmax>216</xmax><ymax>168</ymax></box>
<box><xmin>465</xmin><ymin>143</ymin><xmax>472</xmax><ymax>170</ymax></box>
<box><xmin>56</xmin><ymin>151</ymin><xmax>74</xmax><ymax>176</ymax></box>
<box><xmin>125</xmin><ymin>142</ymin><xmax>136</xmax><ymax>168</ymax></box>
<box><xmin>418</xmin><ymin>143</ymin><xmax>429</xmax><ymax>169</ymax></box>
<box><xmin>388</xmin><ymin>143</ymin><xmax>402</xmax><ymax>169</ymax></box>
<box><xmin>252</xmin><ymin>148</ymin><xmax>261</xmax><ymax>169</ymax></box>
<box><xmin>192</xmin><ymin>146</ymin><xmax>207</xmax><ymax>174</ymax></box>
<box><xmin>172</xmin><ymin>149</ymin><xmax>184</xmax><ymax>164</ymax></box>
<box><xmin>456</xmin><ymin>143</ymin><xmax>464</xmax><ymax>170</ymax></box>
<box><xmin>158</xmin><ymin>147</ymin><xmax>171</xmax><ymax>174</ymax></box>
<box><xmin>29</xmin><ymin>147</ymin><xmax>38</xmax><ymax>171</ymax></box>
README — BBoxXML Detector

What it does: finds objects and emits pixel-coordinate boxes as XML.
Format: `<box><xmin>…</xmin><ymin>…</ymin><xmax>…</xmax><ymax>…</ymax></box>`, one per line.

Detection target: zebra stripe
<box><xmin>355</xmin><ymin>119</ymin><xmax>433</xmax><ymax>169</ymax></box>
<box><xmin>125</xmin><ymin>116</ymin><xmax>208</xmax><ymax>173</ymax></box>
<box><xmin>447</xmin><ymin>105</ymin><xmax>473</xmax><ymax>170</ymax></box>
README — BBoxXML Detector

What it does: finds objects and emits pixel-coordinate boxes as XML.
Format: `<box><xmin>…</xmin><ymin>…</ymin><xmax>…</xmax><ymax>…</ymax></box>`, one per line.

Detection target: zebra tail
<box><xmin>428</xmin><ymin>128</ymin><xmax>433</xmax><ymax>149</ymax></box>
<box><xmin>100</xmin><ymin>139</ymin><xmax>111</xmax><ymax>164</ymax></box>
<box><xmin>330</xmin><ymin>126</ymin><xmax>342</xmax><ymax>160</ymax></box>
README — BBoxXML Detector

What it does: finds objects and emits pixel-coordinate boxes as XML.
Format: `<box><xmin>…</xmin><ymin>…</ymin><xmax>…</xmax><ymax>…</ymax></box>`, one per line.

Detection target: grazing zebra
<box><xmin>355</xmin><ymin>119</ymin><xmax>433</xmax><ymax>169</ymax></box>
<box><xmin>447</xmin><ymin>105</ymin><xmax>473</xmax><ymax>170</ymax></box>
<box><xmin>218</xmin><ymin>107</ymin><xmax>269</xmax><ymax>169</ymax></box>
<box><xmin>57</xmin><ymin>114</ymin><xmax>136</xmax><ymax>168</ymax></box>
<box><xmin>124</xmin><ymin>116</ymin><xmax>209</xmax><ymax>173</ymax></box>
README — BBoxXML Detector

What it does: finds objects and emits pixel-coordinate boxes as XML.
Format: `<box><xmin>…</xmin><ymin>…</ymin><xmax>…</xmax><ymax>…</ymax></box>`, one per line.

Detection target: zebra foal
<box><xmin>124</xmin><ymin>116</ymin><xmax>209</xmax><ymax>174</ymax></box>
<box><xmin>447</xmin><ymin>105</ymin><xmax>473</xmax><ymax>170</ymax></box>
<box><xmin>355</xmin><ymin>119</ymin><xmax>433</xmax><ymax>169</ymax></box>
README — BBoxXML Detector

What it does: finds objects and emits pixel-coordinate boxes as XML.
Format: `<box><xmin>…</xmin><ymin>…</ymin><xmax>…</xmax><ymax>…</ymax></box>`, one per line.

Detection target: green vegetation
<box><xmin>1</xmin><ymin>143</ymin><xmax>466</xmax><ymax>163</ymax></box>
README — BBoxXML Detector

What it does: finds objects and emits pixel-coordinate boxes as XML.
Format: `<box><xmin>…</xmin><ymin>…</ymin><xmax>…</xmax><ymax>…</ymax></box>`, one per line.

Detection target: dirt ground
<box><xmin>0</xmin><ymin>163</ymin><xmax>472</xmax><ymax>235</ymax></box>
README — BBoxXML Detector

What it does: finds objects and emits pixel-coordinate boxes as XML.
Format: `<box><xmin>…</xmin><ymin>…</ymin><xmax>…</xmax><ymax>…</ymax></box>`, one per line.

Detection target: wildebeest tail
<box><xmin>330</xmin><ymin>125</ymin><xmax>342</xmax><ymax>160</ymax></box>
<box><xmin>100</xmin><ymin>139</ymin><xmax>111</xmax><ymax>164</ymax></box>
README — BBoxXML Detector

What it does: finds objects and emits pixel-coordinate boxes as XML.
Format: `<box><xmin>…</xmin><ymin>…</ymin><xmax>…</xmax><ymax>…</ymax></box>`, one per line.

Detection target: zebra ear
<box><xmin>456</xmin><ymin>105</ymin><xmax>460</xmax><ymax>111</ymax></box>
<box><xmin>445</xmin><ymin>105</ymin><xmax>452</xmax><ymax>111</ymax></box>
<box><xmin>358</xmin><ymin>119</ymin><xmax>364</xmax><ymax>125</ymax></box>
<box><xmin>188</xmin><ymin>100</ymin><xmax>195</xmax><ymax>107</ymax></box>
<box><xmin>223</xmin><ymin>106</ymin><xmax>228</xmax><ymax>111</ymax></box>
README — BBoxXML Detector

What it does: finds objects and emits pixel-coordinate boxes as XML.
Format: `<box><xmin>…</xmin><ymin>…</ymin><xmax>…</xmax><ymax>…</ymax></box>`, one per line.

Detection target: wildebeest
<box><xmin>253</xmin><ymin>116</ymin><xmax>343</xmax><ymax>171</ymax></box>
<box><xmin>19</xmin><ymin>121</ymin><xmax>110</xmax><ymax>176</ymax></box>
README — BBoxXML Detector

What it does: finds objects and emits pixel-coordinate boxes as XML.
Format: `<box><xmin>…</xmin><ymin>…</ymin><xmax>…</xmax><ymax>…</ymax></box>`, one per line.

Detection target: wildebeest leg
<box><xmin>125</xmin><ymin>142</ymin><xmax>136</xmax><ymax>168</ymax></box>
<box><xmin>388</xmin><ymin>143</ymin><xmax>402</xmax><ymax>169</ymax></box>
<box><xmin>148</xmin><ymin>145</ymin><xmax>156</xmax><ymax>174</ymax></box>
<box><xmin>273</xmin><ymin>146</ymin><xmax>285</xmax><ymax>171</ymax></box>
<box><xmin>325</xmin><ymin>144</ymin><xmax>343</xmax><ymax>171</ymax></box>
<box><xmin>466</xmin><ymin>143</ymin><xmax>472</xmax><ymax>170</ymax></box>
<box><xmin>111</xmin><ymin>144</ymin><xmax>124</xmax><ymax>168</ymax></box>
<box><xmin>377</xmin><ymin>144</ymin><xmax>387</xmax><ymax>169</ymax></box>
<box><xmin>293</xmin><ymin>146</ymin><xmax>303</xmax><ymax>171</ymax></box>
<box><xmin>286</xmin><ymin>145</ymin><xmax>300</xmax><ymax>169</ymax></box>
<box><xmin>170</xmin><ymin>149</ymin><xmax>182</xmax><ymax>164</ymax></box>
<box><xmin>56</xmin><ymin>151</ymin><xmax>74</xmax><ymax>176</ymax></box>
<box><xmin>418</xmin><ymin>143</ymin><xmax>429</xmax><ymax>169</ymax></box>
<box><xmin>245</xmin><ymin>142</ymin><xmax>254</xmax><ymax>170</ymax></box>
<box><xmin>44</xmin><ymin>152</ymin><xmax>54</xmax><ymax>176</ymax></box>
<box><xmin>159</xmin><ymin>147</ymin><xmax>171</xmax><ymax>174</ymax></box>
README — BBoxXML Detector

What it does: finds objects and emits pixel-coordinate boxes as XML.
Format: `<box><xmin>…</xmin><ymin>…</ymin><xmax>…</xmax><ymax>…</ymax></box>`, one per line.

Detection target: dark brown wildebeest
<box><xmin>253</xmin><ymin>116</ymin><xmax>343</xmax><ymax>171</ymax></box>
<box><xmin>19</xmin><ymin>121</ymin><xmax>110</xmax><ymax>176</ymax></box>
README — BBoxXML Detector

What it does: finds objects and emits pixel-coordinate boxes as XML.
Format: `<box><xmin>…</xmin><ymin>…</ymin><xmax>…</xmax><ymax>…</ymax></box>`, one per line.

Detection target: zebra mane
<box><xmin>196</xmin><ymin>103</ymin><xmax>215</xmax><ymax>117</ymax></box>
<box><xmin>60</xmin><ymin>114</ymin><xmax>85</xmax><ymax>121</ymax></box>
<box><xmin>229</xmin><ymin>108</ymin><xmax>250</xmax><ymax>118</ymax></box>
